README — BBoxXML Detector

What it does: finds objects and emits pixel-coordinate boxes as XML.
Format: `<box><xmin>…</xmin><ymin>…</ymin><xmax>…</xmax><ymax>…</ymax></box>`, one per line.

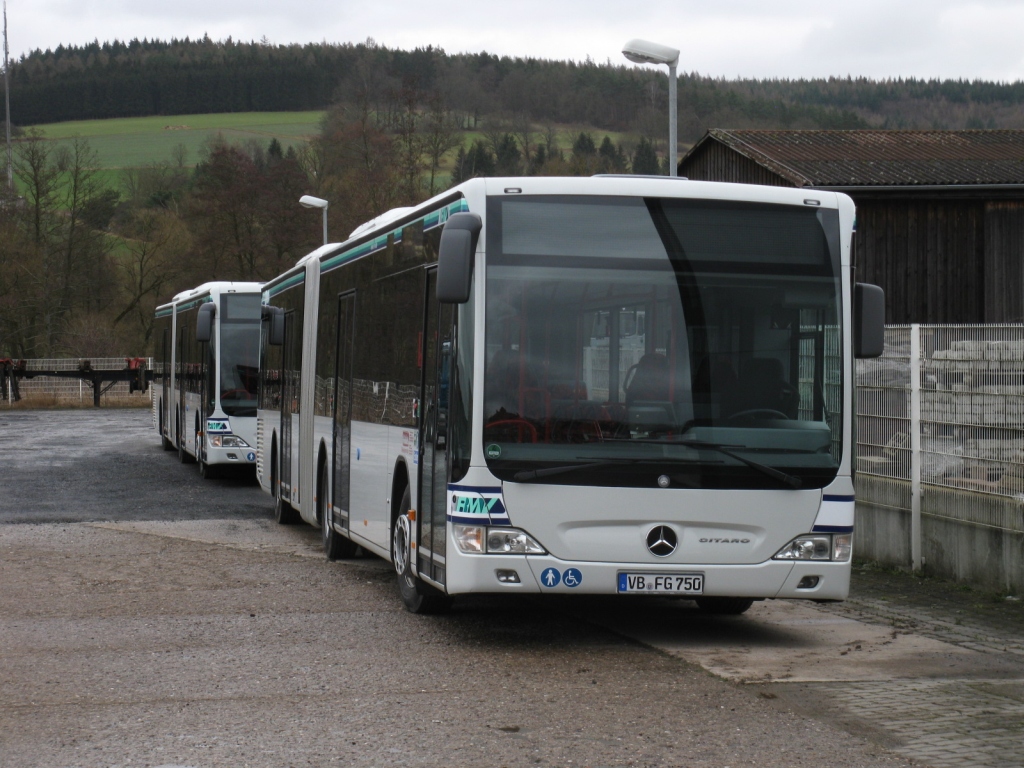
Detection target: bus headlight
<box><xmin>486</xmin><ymin>528</ymin><xmax>546</xmax><ymax>554</ymax></box>
<box><xmin>209</xmin><ymin>435</ymin><xmax>251</xmax><ymax>448</ymax></box>
<box><xmin>773</xmin><ymin>535</ymin><xmax>832</xmax><ymax>561</ymax></box>
<box><xmin>453</xmin><ymin>525</ymin><xmax>546</xmax><ymax>555</ymax></box>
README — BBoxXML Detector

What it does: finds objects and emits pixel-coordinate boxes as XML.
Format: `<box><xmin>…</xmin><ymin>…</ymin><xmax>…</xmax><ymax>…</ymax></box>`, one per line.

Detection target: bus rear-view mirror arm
<box><xmin>196</xmin><ymin>303</ymin><xmax>216</xmax><ymax>343</ymax></box>
<box><xmin>854</xmin><ymin>283</ymin><xmax>885</xmax><ymax>358</ymax></box>
<box><xmin>437</xmin><ymin>213</ymin><xmax>482</xmax><ymax>304</ymax></box>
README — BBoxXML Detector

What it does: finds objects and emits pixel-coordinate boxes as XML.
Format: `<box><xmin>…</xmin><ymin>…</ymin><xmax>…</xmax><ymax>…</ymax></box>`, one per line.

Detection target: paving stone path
<box><xmin>814</xmin><ymin>566</ymin><xmax>1024</xmax><ymax>768</ymax></box>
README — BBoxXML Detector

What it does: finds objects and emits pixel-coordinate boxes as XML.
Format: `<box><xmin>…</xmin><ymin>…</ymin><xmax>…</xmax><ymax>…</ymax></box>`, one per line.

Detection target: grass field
<box><xmin>30</xmin><ymin>111</ymin><xmax>325</xmax><ymax>170</ymax></box>
<box><xmin>23</xmin><ymin>112</ymin><xmax>644</xmax><ymax>199</ymax></box>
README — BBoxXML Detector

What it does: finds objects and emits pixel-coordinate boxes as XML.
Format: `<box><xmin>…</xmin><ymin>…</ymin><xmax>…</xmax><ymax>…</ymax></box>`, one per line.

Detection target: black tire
<box><xmin>694</xmin><ymin>597</ymin><xmax>755</xmax><ymax>615</ymax></box>
<box><xmin>159</xmin><ymin>404</ymin><xmax>174</xmax><ymax>451</ymax></box>
<box><xmin>199</xmin><ymin>457</ymin><xmax>220</xmax><ymax>480</ymax></box>
<box><xmin>273</xmin><ymin>448</ymin><xmax>301</xmax><ymax>525</ymax></box>
<box><xmin>178</xmin><ymin>426</ymin><xmax>195</xmax><ymax>464</ymax></box>
<box><xmin>393</xmin><ymin>486</ymin><xmax>451</xmax><ymax>614</ymax></box>
<box><xmin>321</xmin><ymin>463</ymin><xmax>356</xmax><ymax>560</ymax></box>
<box><xmin>275</xmin><ymin>489</ymin><xmax>301</xmax><ymax>525</ymax></box>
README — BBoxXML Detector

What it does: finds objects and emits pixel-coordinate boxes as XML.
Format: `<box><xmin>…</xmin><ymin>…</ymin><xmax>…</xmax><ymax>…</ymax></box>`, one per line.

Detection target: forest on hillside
<box><xmin>3</xmin><ymin>37</ymin><xmax>1024</xmax><ymax>363</ymax></box>
<box><xmin>9</xmin><ymin>38</ymin><xmax>1024</xmax><ymax>137</ymax></box>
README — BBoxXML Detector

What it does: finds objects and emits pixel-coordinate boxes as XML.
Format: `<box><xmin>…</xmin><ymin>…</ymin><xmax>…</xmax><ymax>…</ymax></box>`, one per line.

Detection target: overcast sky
<box><xmin>9</xmin><ymin>0</ymin><xmax>1024</xmax><ymax>83</ymax></box>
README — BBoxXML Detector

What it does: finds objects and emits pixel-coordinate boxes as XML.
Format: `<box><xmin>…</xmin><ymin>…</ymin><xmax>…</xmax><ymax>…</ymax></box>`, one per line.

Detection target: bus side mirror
<box><xmin>196</xmin><ymin>303</ymin><xmax>216</xmax><ymax>343</ymax></box>
<box><xmin>437</xmin><ymin>212</ymin><xmax>482</xmax><ymax>304</ymax></box>
<box><xmin>854</xmin><ymin>283</ymin><xmax>885</xmax><ymax>358</ymax></box>
<box><xmin>263</xmin><ymin>306</ymin><xmax>285</xmax><ymax>346</ymax></box>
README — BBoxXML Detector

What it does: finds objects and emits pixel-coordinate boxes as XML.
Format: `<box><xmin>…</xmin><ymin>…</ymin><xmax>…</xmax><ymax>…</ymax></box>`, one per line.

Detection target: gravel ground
<box><xmin>0</xmin><ymin>522</ymin><xmax>914</xmax><ymax>768</ymax></box>
<box><xmin>0</xmin><ymin>408</ymin><xmax>917</xmax><ymax>768</ymax></box>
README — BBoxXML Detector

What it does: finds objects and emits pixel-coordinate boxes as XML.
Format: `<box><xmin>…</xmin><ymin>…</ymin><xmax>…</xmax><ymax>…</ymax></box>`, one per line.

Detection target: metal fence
<box><xmin>2</xmin><ymin>358</ymin><xmax>152</xmax><ymax>404</ymax></box>
<box><xmin>857</xmin><ymin>325</ymin><xmax>1024</xmax><ymax>565</ymax></box>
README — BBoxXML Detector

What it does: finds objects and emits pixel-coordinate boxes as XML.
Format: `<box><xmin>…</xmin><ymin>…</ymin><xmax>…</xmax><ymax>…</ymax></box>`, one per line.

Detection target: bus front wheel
<box><xmin>392</xmin><ymin>486</ymin><xmax>451</xmax><ymax>615</ymax></box>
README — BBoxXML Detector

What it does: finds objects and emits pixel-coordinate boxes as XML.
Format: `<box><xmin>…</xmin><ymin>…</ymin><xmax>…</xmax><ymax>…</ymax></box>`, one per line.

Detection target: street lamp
<box><xmin>622</xmin><ymin>38</ymin><xmax>680</xmax><ymax>177</ymax></box>
<box><xmin>299</xmin><ymin>194</ymin><xmax>329</xmax><ymax>245</ymax></box>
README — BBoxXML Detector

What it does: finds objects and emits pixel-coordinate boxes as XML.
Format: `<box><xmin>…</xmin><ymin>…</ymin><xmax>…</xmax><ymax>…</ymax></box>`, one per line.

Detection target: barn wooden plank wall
<box><xmin>680</xmin><ymin>142</ymin><xmax>792</xmax><ymax>187</ymax></box>
<box><xmin>854</xmin><ymin>200</ymin><xmax>986</xmax><ymax>324</ymax></box>
<box><xmin>984</xmin><ymin>202</ymin><xmax>1024</xmax><ymax>322</ymax></box>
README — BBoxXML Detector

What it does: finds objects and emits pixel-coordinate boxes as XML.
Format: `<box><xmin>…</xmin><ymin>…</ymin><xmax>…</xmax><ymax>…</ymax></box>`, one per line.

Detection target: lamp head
<box><xmin>299</xmin><ymin>195</ymin><xmax>329</xmax><ymax>209</ymax></box>
<box><xmin>622</xmin><ymin>38</ymin><xmax>679</xmax><ymax>67</ymax></box>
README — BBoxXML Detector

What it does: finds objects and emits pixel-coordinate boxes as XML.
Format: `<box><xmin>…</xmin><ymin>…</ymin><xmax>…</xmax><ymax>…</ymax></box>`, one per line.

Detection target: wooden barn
<box><xmin>679</xmin><ymin>129</ymin><xmax>1024</xmax><ymax>324</ymax></box>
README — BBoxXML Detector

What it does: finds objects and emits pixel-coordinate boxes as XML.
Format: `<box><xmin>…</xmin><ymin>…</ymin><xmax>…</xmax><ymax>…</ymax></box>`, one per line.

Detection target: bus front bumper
<box><xmin>443</xmin><ymin>551</ymin><xmax>850</xmax><ymax>601</ymax></box>
<box><xmin>204</xmin><ymin>444</ymin><xmax>257</xmax><ymax>465</ymax></box>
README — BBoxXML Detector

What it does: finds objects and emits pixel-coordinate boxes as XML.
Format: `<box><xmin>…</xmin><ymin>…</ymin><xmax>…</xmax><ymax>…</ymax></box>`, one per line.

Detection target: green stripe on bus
<box><xmin>320</xmin><ymin>198</ymin><xmax>469</xmax><ymax>276</ymax></box>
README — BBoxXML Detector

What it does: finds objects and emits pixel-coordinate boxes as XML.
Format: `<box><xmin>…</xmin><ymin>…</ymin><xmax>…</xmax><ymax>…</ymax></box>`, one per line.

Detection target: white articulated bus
<box><xmin>152</xmin><ymin>281</ymin><xmax>264</xmax><ymax>478</ymax></box>
<box><xmin>257</xmin><ymin>176</ymin><xmax>884</xmax><ymax>613</ymax></box>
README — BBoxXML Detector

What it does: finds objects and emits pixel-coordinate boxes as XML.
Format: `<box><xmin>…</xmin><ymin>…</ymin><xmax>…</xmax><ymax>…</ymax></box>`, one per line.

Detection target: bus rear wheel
<box><xmin>392</xmin><ymin>486</ymin><xmax>451</xmax><ymax>615</ymax></box>
<box><xmin>321</xmin><ymin>464</ymin><xmax>356</xmax><ymax>560</ymax></box>
<box><xmin>178</xmin><ymin>428</ymin><xmax>194</xmax><ymax>464</ymax></box>
<box><xmin>694</xmin><ymin>597</ymin><xmax>754</xmax><ymax>615</ymax></box>
<box><xmin>159</xmin><ymin>404</ymin><xmax>173</xmax><ymax>451</ymax></box>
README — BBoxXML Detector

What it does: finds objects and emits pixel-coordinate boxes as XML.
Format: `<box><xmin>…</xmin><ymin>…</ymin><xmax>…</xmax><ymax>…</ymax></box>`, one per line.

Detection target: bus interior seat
<box><xmin>624</xmin><ymin>353</ymin><xmax>670</xmax><ymax>404</ymax></box>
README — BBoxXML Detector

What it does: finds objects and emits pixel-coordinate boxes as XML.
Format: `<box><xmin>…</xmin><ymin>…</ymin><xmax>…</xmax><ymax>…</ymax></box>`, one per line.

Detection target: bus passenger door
<box><xmin>161</xmin><ymin>327</ymin><xmax>171</xmax><ymax>439</ymax></box>
<box><xmin>417</xmin><ymin>270</ymin><xmax>453</xmax><ymax>585</ymax></box>
<box><xmin>332</xmin><ymin>293</ymin><xmax>355</xmax><ymax>530</ymax></box>
<box><xmin>280</xmin><ymin>311</ymin><xmax>297</xmax><ymax>502</ymax></box>
<box><xmin>177</xmin><ymin>325</ymin><xmax>188</xmax><ymax>448</ymax></box>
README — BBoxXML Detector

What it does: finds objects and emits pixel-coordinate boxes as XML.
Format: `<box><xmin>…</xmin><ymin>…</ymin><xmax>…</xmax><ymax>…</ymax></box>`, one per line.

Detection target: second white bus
<box><xmin>153</xmin><ymin>281</ymin><xmax>264</xmax><ymax>478</ymax></box>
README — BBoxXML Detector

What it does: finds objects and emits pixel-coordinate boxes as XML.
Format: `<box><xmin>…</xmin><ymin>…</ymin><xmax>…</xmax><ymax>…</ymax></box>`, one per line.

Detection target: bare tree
<box><xmin>113</xmin><ymin>209</ymin><xmax>189</xmax><ymax>347</ymax></box>
<box><xmin>421</xmin><ymin>94</ymin><xmax>462</xmax><ymax>195</ymax></box>
<box><xmin>394</xmin><ymin>87</ymin><xmax>426</xmax><ymax>202</ymax></box>
<box><xmin>13</xmin><ymin>129</ymin><xmax>59</xmax><ymax>245</ymax></box>
<box><xmin>509</xmin><ymin>111</ymin><xmax>534</xmax><ymax>173</ymax></box>
<box><xmin>295</xmin><ymin>139</ymin><xmax>329</xmax><ymax>196</ymax></box>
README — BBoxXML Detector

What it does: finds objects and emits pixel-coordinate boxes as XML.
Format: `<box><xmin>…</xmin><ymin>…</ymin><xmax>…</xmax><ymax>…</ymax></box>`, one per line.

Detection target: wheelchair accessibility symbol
<box><xmin>563</xmin><ymin>568</ymin><xmax>582</xmax><ymax>588</ymax></box>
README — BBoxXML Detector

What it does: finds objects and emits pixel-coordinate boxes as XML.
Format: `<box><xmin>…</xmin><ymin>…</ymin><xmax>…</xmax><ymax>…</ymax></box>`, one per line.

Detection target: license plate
<box><xmin>617</xmin><ymin>572</ymin><xmax>704</xmax><ymax>594</ymax></box>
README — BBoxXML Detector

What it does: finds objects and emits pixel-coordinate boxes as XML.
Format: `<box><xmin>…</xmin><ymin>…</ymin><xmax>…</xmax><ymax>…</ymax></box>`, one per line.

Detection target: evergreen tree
<box><xmin>632</xmin><ymin>137</ymin><xmax>660</xmax><ymax>175</ymax></box>
<box><xmin>598</xmin><ymin>136</ymin><xmax>626</xmax><ymax>173</ymax></box>
<box><xmin>494</xmin><ymin>134</ymin><xmax>520</xmax><ymax>176</ymax></box>
<box><xmin>572</xmin><ymin>132</ymin><xmax>597</xmax><ymax>157</ymax></box>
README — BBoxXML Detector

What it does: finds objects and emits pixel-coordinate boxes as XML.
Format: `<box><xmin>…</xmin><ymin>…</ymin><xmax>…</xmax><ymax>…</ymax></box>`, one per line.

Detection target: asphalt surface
<box><xmin>0</xmin><ymin>408</ymin><xmax>268</xmax><ymax>523</ymax></box>
<box><xmin>2</xmin><ymin>406</ymin><xmax>1022</xmax><ymax>767</ymax></box>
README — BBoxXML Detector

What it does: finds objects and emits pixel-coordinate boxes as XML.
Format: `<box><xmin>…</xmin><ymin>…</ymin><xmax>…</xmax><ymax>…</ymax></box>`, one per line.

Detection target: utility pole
<box><xmin>3</xmin><ymin>1</ymin><xmax>11</xmax><ymax>192</ymax></box>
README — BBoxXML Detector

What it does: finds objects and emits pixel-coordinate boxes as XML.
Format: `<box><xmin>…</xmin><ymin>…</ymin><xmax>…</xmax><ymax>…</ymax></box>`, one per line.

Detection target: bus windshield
<box><xmin>482</xmin><ymin>195</ymin><xmax>844</xmax><ymax>489</ymax></box>
<box><xmin>219</xmin><ymin>294</ymin><xmax>261</xmax><ymax>417</ymax></box>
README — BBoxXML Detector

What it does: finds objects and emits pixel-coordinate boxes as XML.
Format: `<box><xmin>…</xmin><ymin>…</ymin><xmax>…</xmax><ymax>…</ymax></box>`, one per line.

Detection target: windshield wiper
<box><xmin>606</xmin><ymin>437</ymin><xmax>803</xmax><ymax>489</ymax></box>
<box><xmin>513</xmin><ymin>460</ymin><xmax>620</xmax><ymax>482</ymax></box>
<box><xmin>679</xmin><ymin>439</ymin><xmax>802</xmax><ymax>489</ymax></box>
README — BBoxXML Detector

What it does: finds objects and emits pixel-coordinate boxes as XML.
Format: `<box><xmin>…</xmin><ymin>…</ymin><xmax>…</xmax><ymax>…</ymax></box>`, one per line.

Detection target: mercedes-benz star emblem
<box><xmin>646</xmin><ymin>525</ymin><xmax>678</xmax><ymax>557</ymax></box>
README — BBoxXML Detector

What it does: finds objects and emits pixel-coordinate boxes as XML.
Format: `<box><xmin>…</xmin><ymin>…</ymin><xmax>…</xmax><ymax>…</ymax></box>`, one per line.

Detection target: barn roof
<box><xmin>684</xmin><ymin>129</ymin><xmax>1024</xmax><ymax>187</ymax></box>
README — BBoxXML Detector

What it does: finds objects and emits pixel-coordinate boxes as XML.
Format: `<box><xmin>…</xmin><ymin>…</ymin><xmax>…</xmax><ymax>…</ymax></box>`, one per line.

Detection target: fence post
<box><xmin>910</xmin><ymin>323</ymin><xmax>922</xmax><ymax>571</ymax></box>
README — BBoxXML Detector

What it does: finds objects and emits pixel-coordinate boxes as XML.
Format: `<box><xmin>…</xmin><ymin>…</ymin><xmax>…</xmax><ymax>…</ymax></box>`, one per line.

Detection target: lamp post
<box><xmin>299</xmin><ymin>195</ymin><xmax>329</xmax><ymax>245</ymax></box>
<box><xmin>622</xmin><ymin>38</ymin><xmax>680</xmax><ymax>177</ymax></box>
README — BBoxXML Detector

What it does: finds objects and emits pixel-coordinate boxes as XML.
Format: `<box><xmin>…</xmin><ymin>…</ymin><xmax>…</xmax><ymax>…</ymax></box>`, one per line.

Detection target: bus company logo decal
<box><xmin>447</xmin><ymin>485</ymin><xmax>510</xmax><ymax>526</ymax></box>
<box><xmin>206</xmin><ymin>420</ymin><xmax>231</xmax><ymax>433</ymax></box>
